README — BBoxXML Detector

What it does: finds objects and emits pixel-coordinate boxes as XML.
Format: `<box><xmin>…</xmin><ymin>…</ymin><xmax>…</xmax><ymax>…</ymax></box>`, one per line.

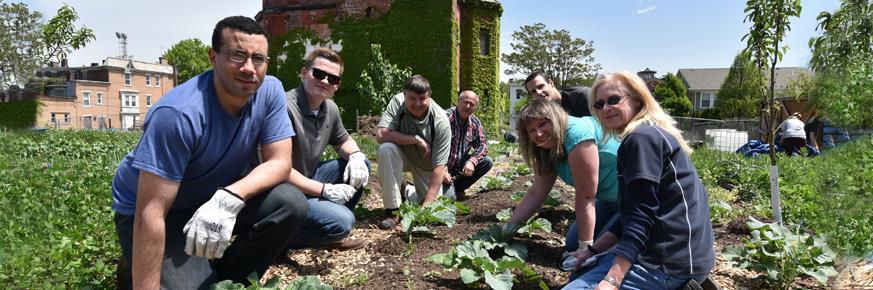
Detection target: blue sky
<box><xmin>23</xmin><ymin>0</ymin><xmax>840</xmax><ymax>82</ymax></box>
<box><xmin>499</xmin><ymin>0</ymin><xmax>840</xmax><ymax>80</ymax></box>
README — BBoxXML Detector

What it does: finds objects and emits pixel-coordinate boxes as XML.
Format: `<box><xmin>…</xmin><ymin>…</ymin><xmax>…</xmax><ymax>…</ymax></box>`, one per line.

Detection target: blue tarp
<box><xmin>735</xmin><ymin>140</ymin><xmax>820</xmax><ymax>157</ymax></box>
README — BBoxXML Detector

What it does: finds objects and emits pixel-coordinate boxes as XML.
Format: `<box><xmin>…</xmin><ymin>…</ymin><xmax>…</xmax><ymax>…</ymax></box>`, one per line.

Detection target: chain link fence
<box><xmin>675</xmin><ymin>117</ymin><xmax>762</xmax><ymax>152</ymax></box>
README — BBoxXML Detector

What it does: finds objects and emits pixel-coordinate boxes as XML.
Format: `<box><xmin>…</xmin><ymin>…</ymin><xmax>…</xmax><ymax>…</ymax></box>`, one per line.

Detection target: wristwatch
<box><xmin>602</xmin><ymin>276</ymin><xmax>620</xmax><ymax>288</ymax></box>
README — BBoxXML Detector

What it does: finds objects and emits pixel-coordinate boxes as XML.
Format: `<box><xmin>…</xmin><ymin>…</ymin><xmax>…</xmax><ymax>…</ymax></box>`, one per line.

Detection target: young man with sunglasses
<box><xmin>111</xmin><ymin>16</ymin><xmax>308</xmax><ymax>289</ymax></box>
<box><xmin>524</xmin><ymin>72</ymin><xmax>592</xmax><ymax>118</ymax></box>
<box><xmin>282</xmin><ymin>47</ymin><xmax>370</xmax><ymax>251</ymax></box>
<box><xmin>375</xmin><ymin>75</ymin><xmax>452</xmax><ymax>229</ymax></box>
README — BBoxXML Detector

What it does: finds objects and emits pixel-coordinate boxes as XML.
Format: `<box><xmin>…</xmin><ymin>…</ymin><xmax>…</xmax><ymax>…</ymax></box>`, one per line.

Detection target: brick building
<box><xmin>35</xmin><ymin>57</ymin><xmax>175</xmax><ymax>130</ymax></box>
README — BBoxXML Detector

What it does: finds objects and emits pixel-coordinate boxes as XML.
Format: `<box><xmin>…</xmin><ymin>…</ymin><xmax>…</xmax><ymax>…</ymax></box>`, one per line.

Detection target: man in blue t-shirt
<box><xmin>111</xmin><ymin>16</ymin><xmax>308</xmax><ymax>289</ymax></box>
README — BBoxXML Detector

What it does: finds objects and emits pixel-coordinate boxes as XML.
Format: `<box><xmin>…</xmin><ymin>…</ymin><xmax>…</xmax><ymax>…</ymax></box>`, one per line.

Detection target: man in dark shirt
<box><xmin>283</xmin><ymin>48</ymin><xmax>370</xmax><ymax>251</ymax></box>
<box><xmin>443</xmin><ymin>90</ymin><xmax>492</xmax><ymax>200</ymax></box>
<box><xmin>524</xmin><ymin>72</ymin><xmax>591</xmax><ymax>117</ymax></box>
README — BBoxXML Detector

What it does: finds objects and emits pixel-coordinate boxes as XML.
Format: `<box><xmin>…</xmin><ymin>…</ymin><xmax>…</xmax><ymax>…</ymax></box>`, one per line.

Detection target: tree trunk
<box><xmin>767</xmin><ymin>22</ymin><xmax>783</xmax><ymax>224</ymax></box>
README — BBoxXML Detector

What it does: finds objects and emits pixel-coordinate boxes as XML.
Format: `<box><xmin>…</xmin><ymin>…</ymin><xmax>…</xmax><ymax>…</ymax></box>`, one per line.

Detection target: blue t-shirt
<box><xmin>111</xmin><ymin>71</ymin><xmax>294</xmax><ymax>215</ymax></box>
<box><xmin>555</xmin><ymin>116</ymin><xmax>620</xmax><ymax>202</ymax></box>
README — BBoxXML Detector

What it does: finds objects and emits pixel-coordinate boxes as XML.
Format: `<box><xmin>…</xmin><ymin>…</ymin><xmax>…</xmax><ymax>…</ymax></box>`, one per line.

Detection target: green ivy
<box><xmin>0</xmin><ymin>99</ymin><xmax>39</xmax><ymax>129</ymax></box>
<box><xmin>458</xmin><ymin>0</ymin><xmax>504</xmax><ymax>136</ymax></box>
<box><xmin>267</xmin><ymin>0</ymin><xmax>503</xmax><ymax>130</ymax></box>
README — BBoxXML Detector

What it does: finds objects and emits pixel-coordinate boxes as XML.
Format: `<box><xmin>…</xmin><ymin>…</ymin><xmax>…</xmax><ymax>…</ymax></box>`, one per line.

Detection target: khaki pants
<box><xmin>377</xmin><ymin>142</ymin><xmax>444</xmax><ymax>209</ymax></box>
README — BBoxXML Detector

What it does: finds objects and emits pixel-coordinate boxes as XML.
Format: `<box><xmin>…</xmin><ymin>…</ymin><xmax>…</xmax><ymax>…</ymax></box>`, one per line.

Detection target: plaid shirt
<box><xmin>445</xmin><ymin>107</ymin><xmax>488</xmax><ymax>175</ymax></box>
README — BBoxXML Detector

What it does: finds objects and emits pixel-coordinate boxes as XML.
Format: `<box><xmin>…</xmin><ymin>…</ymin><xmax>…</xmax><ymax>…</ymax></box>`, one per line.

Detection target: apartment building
<box><xmin>36</xmin><ymin>57</ymin><xmax>175</xmax><ymax>130</ymax></box>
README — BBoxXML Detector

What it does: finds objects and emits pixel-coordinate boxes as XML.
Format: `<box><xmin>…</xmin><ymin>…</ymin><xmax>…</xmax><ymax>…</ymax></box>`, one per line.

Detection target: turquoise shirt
<box><xmin>555</xmin><ymin>116</ymin><xmax>620</xmax><ymax>202</ymax></box>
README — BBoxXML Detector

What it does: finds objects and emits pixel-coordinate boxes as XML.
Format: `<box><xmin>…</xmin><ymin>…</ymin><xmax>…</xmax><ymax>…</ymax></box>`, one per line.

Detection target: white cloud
<box><xmin>636</xmin><ymin>6</ymin><xmax>656</xmax><ymax>15</ymax></box>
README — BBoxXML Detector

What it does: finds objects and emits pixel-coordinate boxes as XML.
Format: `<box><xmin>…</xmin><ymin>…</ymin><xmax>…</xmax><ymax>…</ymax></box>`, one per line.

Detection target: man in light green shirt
<box><xmin>375</xmin><ymin>75</ymin><xmax>451</xmax><ymax>229</ymax></box>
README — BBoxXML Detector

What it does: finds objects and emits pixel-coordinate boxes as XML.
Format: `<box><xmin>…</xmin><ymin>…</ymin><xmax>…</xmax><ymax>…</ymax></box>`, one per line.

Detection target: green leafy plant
<box><xmin>495</xmin><ymin>208</ymin><xmax>552</xmax><ymax>237</ymax></box>
<box><xmin>478</xmin><ymin>175</ymin><xmax>513</xmax><ymax>192</ymax></box>
<box><xmin>398</xmin><ymin>196</ymin><xmax>467</xmax><ymax>235</ymax></box>
<box><xmin>509</xmin><ymin>190</ymin><xmax>561</xmax><ymax>208</ymax></box>
<box><xmin>722</xmin><ymin>217</ymin><xmax>838</xmax><ymax>289</ymax></box>
<box><xmin>212</xmin><ymin>273</ymin><xmax>332</xmax><ymax>290</ymax></box>
<box><xmin>512</xmin><ymin>163</ymin><xmax>531</xmax><ymax>176</ymax></box>
<box><xmin>428</xmin><ymin>224</ymin><xmax>546</xmax><ymax>290</ymax></box>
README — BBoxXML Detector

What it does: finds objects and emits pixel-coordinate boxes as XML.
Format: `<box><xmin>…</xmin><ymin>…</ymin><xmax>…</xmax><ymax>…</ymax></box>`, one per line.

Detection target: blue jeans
<box><xmin>562</xmin><ymin>253</ymin><xmax>707</xmax><ymax>290</ymax></box>
<box><xmin>822</xmin><ymin>126</ymin><xmax>850</xmax><ymax>149</ymax></box>
<box><xmin>287</xmin><ymin>158</ymin><xmax>371</xmax><ymax>247</ymax></box>
<box><xmin>565</xmin><ymin>199</ymin><xmax>620</xmax><ymax>252</ymax></box>
<box><xmin>115</xmin><ymin>183</ymin><xmax>309</xmax><ymax>288</ymax></box>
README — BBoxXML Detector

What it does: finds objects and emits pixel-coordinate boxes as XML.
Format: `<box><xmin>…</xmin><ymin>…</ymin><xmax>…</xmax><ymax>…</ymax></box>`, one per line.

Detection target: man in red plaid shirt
<box><xmin>442</xmin><ymin>90</ymin><xmax>492</xmax><ymax>200</ymax></box>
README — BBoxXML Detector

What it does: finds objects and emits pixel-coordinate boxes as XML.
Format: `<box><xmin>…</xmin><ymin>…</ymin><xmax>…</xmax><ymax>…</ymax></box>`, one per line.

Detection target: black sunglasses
<box><xmin>310</xmin><ymin>67</ymin><xmax>341</xmax><ymax>85</ymax></box>
<box><xmin>593</xmin><ymin>95</ymin><xmax>626</xmax><ymax>110</ymax></box>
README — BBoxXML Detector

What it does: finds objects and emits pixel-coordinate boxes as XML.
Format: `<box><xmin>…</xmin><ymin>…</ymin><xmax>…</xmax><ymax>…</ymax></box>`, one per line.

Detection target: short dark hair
<box><xmin>305</xmin><ymin>47</ymin><xmax>344</xmax><ymax>73</ymax></box>
<box><xmin>403</xmin><ymin>75</ymin><xmax>431</xmax><ymax>95</ymax></box>
<box><xmin>524</xmin><ymin>72</ymin><xmax>550</xmax><ymax>86</ymax></box>
<box><xmin>212</xmin><ymin>16</ymin><xmax>267</xmax><ymax>53</ymax></box>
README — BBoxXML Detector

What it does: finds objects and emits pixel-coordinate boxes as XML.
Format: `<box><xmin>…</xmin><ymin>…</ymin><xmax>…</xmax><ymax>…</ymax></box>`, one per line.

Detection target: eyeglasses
<box><xmin>310</xmin><ymin>67</ymin><xmax>342</xmax><ymax>85</ymax></box>
<box><xmin>593</xmin><ymin>95</ymin><xmax>626</xmax><ymax>110</ymax></box>
<box><xmin>225</xmin><ymin>49</ymin><xmax>269</xmax><ymax>66</ymax></box>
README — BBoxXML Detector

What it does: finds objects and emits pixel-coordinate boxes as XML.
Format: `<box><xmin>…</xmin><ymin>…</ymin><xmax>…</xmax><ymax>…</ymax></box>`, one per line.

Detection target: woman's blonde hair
<box><xmin>517</xmin><ymin>99</ymin><xmax>568</xmax><ymax>175</ymax></box>
<box><xmin>590</xmin><ymin>71</ymin><xmax>693</xmax><ymax>153</ymax></box>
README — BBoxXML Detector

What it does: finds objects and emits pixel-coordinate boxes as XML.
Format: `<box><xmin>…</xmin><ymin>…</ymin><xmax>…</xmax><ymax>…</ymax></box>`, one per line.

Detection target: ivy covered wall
<box><xmin>0</xmin><ymin>99</ymin><xmax>39</xmax><ymax>129</ymax></box>
<box><xmin>266</xmin><ymin>0</ymin><xmax>463</xmax><ymax>126</ymax></box>
<box><xmin>458</xmin><ymin>0</ymin><xmax>503</xmax><ymax>137</ymax></box>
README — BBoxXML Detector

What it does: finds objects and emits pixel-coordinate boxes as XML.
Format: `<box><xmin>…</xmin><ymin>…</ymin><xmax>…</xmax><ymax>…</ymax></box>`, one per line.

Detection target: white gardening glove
<box><xmin>183</xmin><ymin>188</ymin><xmax>245</xmax><ymax>259</ymax></box>
<box><xmin>343</xmin><ymin>151</ymin><xmax>369</xmax><ymax>189</ymax></box>
<box><xmin>323</xmin><ymin>183</ymin><xmax>356</xmax><ymax>204</ymax></box>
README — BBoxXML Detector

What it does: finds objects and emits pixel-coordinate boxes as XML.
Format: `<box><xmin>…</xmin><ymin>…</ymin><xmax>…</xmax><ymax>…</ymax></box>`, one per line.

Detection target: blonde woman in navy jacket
<box><xmin>563</xmin><ymin>71</ymin><xmax>714</xmax><ymax>290</ymax></box>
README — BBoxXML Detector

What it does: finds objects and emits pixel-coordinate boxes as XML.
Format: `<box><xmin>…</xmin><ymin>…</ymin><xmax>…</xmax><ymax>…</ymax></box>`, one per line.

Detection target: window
<box><xmin>145</xmin><ymin>74</ymin><xmax>151</xmax><ymax>86</ymax></box>
<box><xmin>96</xmin><ymin>92</ymin><xmax>104</xmax><ymax>105</ymax></box>
<box><xmin>479</xmin><ymin>28</ymin><xmax>490</xmax><ymax>56</ymax></box>
<box><xmin>50</xmin><ymin>113</ymin><xmax>70</xmax><ymax>124</ymax></box>
<box><xmin>696</xmin><ymin>92</ymin><xmax>714</xmax><ymax>109</ymax></box>
<box><xmin>146</xmin><ymin>95</ymin><xmax>152</xmax><ymax>107</ymax></box>
<box><xmin>63</xmin><ymin>113</ymin><xmax>70</xmax><ymax>123</ymax></box>
<box><xmin>50</xmin><ymin>113</ymin><xmax>57</xmax><ymax>124</ymax></box>
<box><xmin>82</xmin><ymin>91</ymin><xmax>91</xmax><ymax>107</ymax></box>
<box><xmin>155</xmin><ymin>74</ymin><xmax>161</xmax><ymax>87</ymax></box>
<box><xmin>122</xmin><ymin>93</ymin><xmax>138</xmax><ymax>107</ymax></box>
<box><xmin>124</xmin><ymin>71</ymin><xmax>132</xmax><ymax>86</ymax></box>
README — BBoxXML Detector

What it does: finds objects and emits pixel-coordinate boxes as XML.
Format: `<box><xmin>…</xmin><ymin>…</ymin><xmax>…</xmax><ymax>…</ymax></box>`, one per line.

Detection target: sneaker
<box><xmin>320</xmin><ymin>237</ymin><xmax>365</xmax><ymax>251</ymax></box>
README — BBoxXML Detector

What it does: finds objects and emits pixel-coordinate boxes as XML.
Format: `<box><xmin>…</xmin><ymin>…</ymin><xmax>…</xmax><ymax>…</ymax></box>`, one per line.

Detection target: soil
<box><xmin>259</xmin><ymin>117</ymin><xmax>871</xmax><ymax>289</ymax></box>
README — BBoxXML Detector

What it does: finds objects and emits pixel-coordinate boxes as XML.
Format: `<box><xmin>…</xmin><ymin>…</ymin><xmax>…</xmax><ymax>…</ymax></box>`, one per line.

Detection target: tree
<box><xmin>162</xmin><ymin>38</ymin><xmax>211</xmax><ymax>84</ymax></box>
<box><xmin>660</xmin><ymin>95</ymin><xmax>692</xmax><ymax>117</ymax></box>
<box><xmin>807</xmin><ymin>0</ymin><xmax>873</xmax><ymax>128</ymax></box>
<box><xmin>743</xmin><ymin>0</ymin><xmax>802</xmax><ymax>223</ymax></box>
<box><xmin>716</xmin><ymin>50</ymin><xmax>767</xmax><ymax>119</ymax></box>
<box><xmin>656</xmin><ymin>73</ymin><xmax>686</xmax><ymax>102</ymax></box>
<box><xmin>357</xmin><ymin>43</ymin><xmax>412</xmax><ymax>115</ymax></box>
<box><xmin>502</xmin><ymin>23</ymin><xmax>601</xmax><ymax>88</ymax></box>
<box><xmin>652</xmin><ymin>73</ymin><xmax>690</xmax><ymax>117</ymax></box>
<box><xmin>41</xmin><ymin>4</ymin><xmax>94</xmax><ymax>64</ymax></box>
<box><xmin>808</xmin><ymin>0</ymin><xmax>873</xmax><ymax>72</ymax></box>
<box><xmin>0</xmin><ymin>1</ymin><xmax>43</xmax><ymax>88</ymax></box>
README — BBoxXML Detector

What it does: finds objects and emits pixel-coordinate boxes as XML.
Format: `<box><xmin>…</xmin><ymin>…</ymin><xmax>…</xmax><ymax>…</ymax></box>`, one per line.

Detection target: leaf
<box><xmin>484</xmin><ymin>269</ymin><xmax>513</xmax><ymax>290</ymax></box>
<box><xmin>496</xmin><ymin>208</ymin><xmax>512</xmax><ymax>222</ymax></box>
<box><xmin>459</xmin><ymin>268</ymin><xmax>481</xmax><ymax>285</ymax></box>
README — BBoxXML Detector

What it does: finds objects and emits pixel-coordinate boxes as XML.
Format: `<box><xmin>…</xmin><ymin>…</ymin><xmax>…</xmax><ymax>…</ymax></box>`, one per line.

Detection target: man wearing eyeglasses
<box><xmin>524</xmin><ymin>72</ymin><xmax>592</xmax><ymax>117</ymax></box>
<box><xmin>281</xmin><ymin>47</ymin><xmax>370</xmax><ymax>251</ymax></box>
<box><xmin>111</xmin><ymin>16</ymin><xmax>308</xmax><ymax>289</ymax></box>
<box><xmin>375</xmin><ymin>75</ymin><xmax>452</xmax><ymax>229</ymax></box>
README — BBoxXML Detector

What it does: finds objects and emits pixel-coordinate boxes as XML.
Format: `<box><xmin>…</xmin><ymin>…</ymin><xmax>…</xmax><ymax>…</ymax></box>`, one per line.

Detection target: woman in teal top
<box><xmin>506</xmin><ymin>99</ymin><xmax>620</xmax><ymax>264</ymax></box>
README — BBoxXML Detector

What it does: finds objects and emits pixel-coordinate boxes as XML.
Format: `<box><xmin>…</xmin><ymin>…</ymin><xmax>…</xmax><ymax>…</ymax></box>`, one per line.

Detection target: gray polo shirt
<box><xmin>286</xmin><ymin>86</ymin><xmax>349</xmax><ymax>178</ymax></box>
<box><xmin>378</xmin><ymin>92</ymin><xmax>450</xmax><ymax>170</ymax></box>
